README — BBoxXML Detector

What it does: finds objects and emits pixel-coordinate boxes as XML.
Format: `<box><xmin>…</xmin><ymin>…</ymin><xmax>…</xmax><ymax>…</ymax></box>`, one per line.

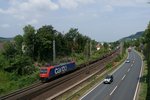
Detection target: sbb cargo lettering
<box><xmin>55</xmin><ymin>66</ymin><xmax>67</xmax><ymax>74</ymax></box>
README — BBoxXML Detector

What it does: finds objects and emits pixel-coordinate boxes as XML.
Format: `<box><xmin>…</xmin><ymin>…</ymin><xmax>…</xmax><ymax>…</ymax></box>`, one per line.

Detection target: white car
<box><xmin>126</xmin><ymin>59</ymin><xmax>130</xmax><ymax>63</ymax></box>
<box><xmin>103</xmin><ymin>75</ymin><xmax>113</xmax><ymax>84</ymax></box>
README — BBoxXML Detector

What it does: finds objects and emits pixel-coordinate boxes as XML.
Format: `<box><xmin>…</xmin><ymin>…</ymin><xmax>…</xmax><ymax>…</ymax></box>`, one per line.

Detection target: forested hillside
<box><xmin>120</xmin><ymin>31</ymin><xmax>144</xmax><ymax>42</ymax></box>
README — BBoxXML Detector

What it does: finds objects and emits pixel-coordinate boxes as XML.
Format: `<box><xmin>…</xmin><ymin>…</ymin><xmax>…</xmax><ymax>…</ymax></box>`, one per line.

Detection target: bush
<box><xmin>0</xmin><ymin>86</ymin><xmax>5</xmax><ymax>95</ymax></box>
<box><xmin>114</xmin><ymin>55</ymin><xmax>122</xmax><ymax>62</ymax></box>
<box><xmin>106</xmin><ymin>62</ymin><xmax>113</xmax><ymax>69</ymax></box>
<box><xmin>0</xmin><ymin>70</ymin><xmax>39</xmax><ymax>95</ymax></box>
<box><xmin>10</xmin><ymin>55</ymin><xmax>35</xmax><ymax>75</ymax></box>
<box><xmin>0</xmin><ymin>53</ymin><xmax>9</xmax><ymax>70</ymax></box>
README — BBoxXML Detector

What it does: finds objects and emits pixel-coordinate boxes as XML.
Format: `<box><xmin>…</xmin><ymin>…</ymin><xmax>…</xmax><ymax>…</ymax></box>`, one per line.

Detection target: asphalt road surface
<box><xmin>81</xmin><ymin>50</ymin><xmax>142</xmax><ymax>100</ymax></box>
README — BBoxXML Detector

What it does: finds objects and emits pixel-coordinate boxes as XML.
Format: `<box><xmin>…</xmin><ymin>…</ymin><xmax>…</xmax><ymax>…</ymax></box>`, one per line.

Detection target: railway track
<box><xmin>36</xmin><ymin>50</ymin><xmax>120</xmax><ymax>100</ymax></box>
<box><xmin>0</xmin><ymin>82</ymin><xmax>43</xmax><ymax>100</ymax></box>
<box><xmin>0</xmin><ymin>49</ymin><xmax>120</xmax><ymax>100</ymax></box>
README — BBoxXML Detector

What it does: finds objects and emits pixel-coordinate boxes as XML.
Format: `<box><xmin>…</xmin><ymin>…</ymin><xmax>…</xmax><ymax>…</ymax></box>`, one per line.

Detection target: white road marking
<box><xmin>122</xmin><ymin>75</ymin><xmax>126</xmax><ymax>80</ymax></box>
<box><xmin>131</xmin><ymin>64</ymin><xmax>133</xmax><ymax>67</ymax></box>
<box><xmin>127</xmin><ymin>68</ymin><xmax>130</xmax><ymax>72</ymax></box>
<box><xmin>110</xmin><ymin>86</ymin><xmax>118</xmax><ymax>95</ymax></box>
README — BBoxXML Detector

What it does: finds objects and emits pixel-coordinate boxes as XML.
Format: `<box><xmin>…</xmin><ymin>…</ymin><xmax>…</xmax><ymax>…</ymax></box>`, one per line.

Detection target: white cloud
<box><xmin>104</xmin><ymin>5</ymin><xmax>114</xmax><ymax>12</ymax></box>
<box><xmin>1</xmin><ymin>24</ymin><xmax>10</xmax><ymax>28</ymax></box>
<box><xmin>58</xmin><ymin>0</ymin><xmax>95</xmax><ymax>9</ymax></box>
<box><xmin>92</xmin><ymin>13</ymin><xmax>99</xmax><ymax>18</ymax></box>
<box><xmin>20</xmin><ymin>0</ymin><xmax>59</xmax><ymax>11</ymax></box>
<box><xmin>0</xmin><ymin>9</ymin><xmax>5</xmax><ymax>13</ymax></box>
<box><xmin>58</xmin><ymin>0</ymin><xmax>78</xmax><ymax>9</ymax></box>
<box><xmin>0</xmin><ymin>8</ymin><xmax>17</xmax><ymax>14</ymax></box>
<box><xmin>26</xmin><ymin>19</ymin><xmax>38</xmax><ymax>25</ymax></box>
<box><xmin>1</xmin><ymin>0</ymin><xmax>147</xmax><ymax>19</ymax></box>
<box><xmin>104</xmin><ymin>0</ymin><xmax>149</xmax><ymax>7</ymax></box>
<box><xmin>0</xmin><ymin>0</ymin><xmax>59</xmax><ymax>19</ymax></box>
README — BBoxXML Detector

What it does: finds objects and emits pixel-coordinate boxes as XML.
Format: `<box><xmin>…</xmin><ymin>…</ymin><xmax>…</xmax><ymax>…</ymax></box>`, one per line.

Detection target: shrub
<box><xmin>106</xmin><ymin>62</ymin><xmax>113</xmax><ymax>69</ymax></box>
<box><xmin>114</xmin><ymin>55</ymin><xmax>122</xmax><ymax>62</ymax></box>
<box><xmin>10</xmin><ymin>55</ymin><xmax>35</xmax><ymax>75</ymax></box>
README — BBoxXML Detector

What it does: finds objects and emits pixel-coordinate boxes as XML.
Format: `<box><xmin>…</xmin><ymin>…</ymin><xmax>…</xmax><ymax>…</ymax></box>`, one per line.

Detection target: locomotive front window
<box><xmin>40</xmin><ymin>69</ymin><xmax>47</xmax><ymax>74</ymax></box>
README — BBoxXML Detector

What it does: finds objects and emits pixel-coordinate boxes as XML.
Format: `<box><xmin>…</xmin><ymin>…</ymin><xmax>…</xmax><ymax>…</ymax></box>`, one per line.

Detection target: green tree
<box><xmin>123</xmin><ymin>41</ymin><xmax>130</xmax><ymax>49</ymax></box>
<box><xmin>64</xmin><ymin>28</ymin><xmax>79</xmax><ymax>54</ymax></box>
<box><xmin>91</xmin><ymin>40</ymin><xmax>97</xmax><ymax>52</ymax></box>
<box><xmin>55</xmin><ymin>32</ymin><xmax>66</xmax><ymax>56</ymax></box>
<box><xmin>0</xmin><ymin>52</ymin><xmax>8</xmax><ymax>69</ymax></box>
<box><xmin>3</xmin><ymin>42</ymin><xmax>16</xmax><ymax>60</ymax></box>
<box><xmin>14</xmin><ymin>35</ymin><xmax>23</xmax><ymax>55</ymax></box>
<box><xmin>75</xmin><ymin>34</ymin><xmax>91</xmax><ymax>53</ymax></box>
<box><xmin>10</xmin><ymin>55</ymin><xmax>33</xmax><ymax>75</ymax></box>
<box><xmin>35</xmin><ymin>25</ymin><xmax>56</xmax><ymax>61</ymax></box>
<box><xmin>103</xmin><ymin>42</ymin><xmax>109</xmax><ymax>49</ymax></box>
<box><xmin>65</xmin><ymin>28</ymin><xmax>90</xmax><ymax>54</ymax></box>
<box><xmin>143</xmin><ymin>22</ymin><xmax>150</xmax><ymax>99</ymax></box>
<box><xmin>143</xmin><ymin>22</ymin><xmax>150</xmax><ymax>62</ymax></box>
<box><xmin>23</xmin><ymin>25</ymin><xmax>35</xmax><ymax>59</ymax></box>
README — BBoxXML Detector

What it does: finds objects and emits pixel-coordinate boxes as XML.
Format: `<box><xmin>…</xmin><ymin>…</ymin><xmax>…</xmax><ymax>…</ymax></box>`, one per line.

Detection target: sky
<box><xmin>0</xmin><ymin>0</ymin><xmax>150</xmax><ymax>42</ymax></box>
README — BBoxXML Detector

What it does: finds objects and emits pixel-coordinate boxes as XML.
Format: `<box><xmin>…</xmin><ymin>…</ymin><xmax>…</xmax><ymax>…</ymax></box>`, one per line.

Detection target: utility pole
<box><xmin>53</xmin><ymin>40</ymin><xmax>56</xmax><ymax>64</ymax></box>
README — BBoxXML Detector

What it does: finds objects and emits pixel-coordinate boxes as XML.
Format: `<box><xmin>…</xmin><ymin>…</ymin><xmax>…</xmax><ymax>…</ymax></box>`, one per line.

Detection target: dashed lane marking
<box><xmin>127</xmin><ymin>68</ymin><xmax>130</xmax><ymax>72</ymax></box>
<box><xmin>122</xmin><ymin>75</ymin><xmax>126</xmax><ymax>80</ymax></box>
<box><xmin>110</xmin><ymin>86</ymin><xmax>118</xmax><ymax>95</ymax></box>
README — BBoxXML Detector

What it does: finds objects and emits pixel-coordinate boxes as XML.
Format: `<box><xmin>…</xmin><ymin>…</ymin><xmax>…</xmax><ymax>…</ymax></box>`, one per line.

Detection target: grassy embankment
<box><xmin>0</xmin><ymin>70</ymin><xmax>39</xmax><ymax>96</ymax></box>
<box><xmin>138</xmin><ymin>51</ymin><xmax>148</xmax><ymax>100</ymax></box>
<box><xmin>138</xmin><ymin>60</ymin><xmax>148</xmax><ymax>100</ymax></box>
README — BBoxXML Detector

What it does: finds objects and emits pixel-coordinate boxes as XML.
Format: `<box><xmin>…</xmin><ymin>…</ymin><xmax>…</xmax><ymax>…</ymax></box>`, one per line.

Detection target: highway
<box><xmin>81</xmin><ymin>50</ymin><xmax>143</xmax><ymax>100</ymax></box>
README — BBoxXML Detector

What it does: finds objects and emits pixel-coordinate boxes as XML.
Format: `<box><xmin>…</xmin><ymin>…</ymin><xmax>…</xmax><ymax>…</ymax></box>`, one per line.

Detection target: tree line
<box><xmin>0</xmin><ymin>25</ymin><xmax>98</xmax><ymax>75</ymax></box>
<box><xmin>143</xmin><ymin>22</ymin><xmax>150</xmax><ymax>99</ymax></box>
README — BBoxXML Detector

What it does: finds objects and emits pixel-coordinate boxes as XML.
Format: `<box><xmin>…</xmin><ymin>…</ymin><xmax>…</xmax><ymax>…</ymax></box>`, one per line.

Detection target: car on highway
<box><xmin>103</xmin><ymin>75</ymin><xmax>113</xmax><ymax>84</ymax></box>
<box><xmin>126</xmin><ymin>59</ymin><xmax>130</xmax><ymax>63</ymax></box>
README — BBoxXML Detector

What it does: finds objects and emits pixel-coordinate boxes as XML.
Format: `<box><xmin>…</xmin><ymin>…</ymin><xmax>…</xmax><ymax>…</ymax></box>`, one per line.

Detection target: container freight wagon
<box><xmin>40</xmin><ymin>61</ymin><xmax>76</xmax><ymax>82</ymax></box>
